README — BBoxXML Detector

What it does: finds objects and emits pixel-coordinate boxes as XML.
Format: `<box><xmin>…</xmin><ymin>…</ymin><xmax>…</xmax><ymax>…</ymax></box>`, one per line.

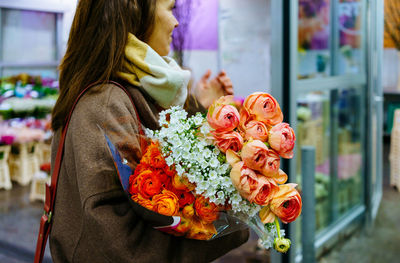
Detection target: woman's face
<box><xmin>147</xmin><ymin>0</ymin><xmax>178</xmax><ymax>56</ymax></box>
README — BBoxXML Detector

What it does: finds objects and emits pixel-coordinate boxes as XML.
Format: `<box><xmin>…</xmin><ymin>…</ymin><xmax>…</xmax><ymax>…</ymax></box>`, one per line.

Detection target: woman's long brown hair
<box><xmin>51</xmin><ymin>0</ymin><xmax>157</xmax><ymax>131</ymax></box>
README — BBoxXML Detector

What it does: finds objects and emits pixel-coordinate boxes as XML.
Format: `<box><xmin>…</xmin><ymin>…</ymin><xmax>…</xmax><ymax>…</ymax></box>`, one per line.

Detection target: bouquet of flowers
<box><xmin>105</xmin><ymin>92</ymin><xmax>301</xmax><ymax>253</ymax></box>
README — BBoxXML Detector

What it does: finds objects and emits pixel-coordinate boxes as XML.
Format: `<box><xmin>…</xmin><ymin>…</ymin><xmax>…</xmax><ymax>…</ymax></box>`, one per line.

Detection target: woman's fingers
<box><xmin>217</xmin><ymin>74</ymin><xmax>233</xmax><ymax>95</ymax></box>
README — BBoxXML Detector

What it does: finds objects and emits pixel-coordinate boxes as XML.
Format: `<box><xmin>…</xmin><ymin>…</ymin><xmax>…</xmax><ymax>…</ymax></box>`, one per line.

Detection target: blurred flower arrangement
<box><xmin>0</xmin><ymin>117</ymin><xmax>51</xmax><ymax>145</ymax></box>
<box><xmin>0</xmin><ymin>73</ymin><xmax>58</xmax><ymax>120</ymax></box>
<box><xmin>338</xmin><ymin>1</ymin><xmax>361</xmax><ymax>49</ymax></box>
<box><xmin>298</xmin><ymin>0</ymin><xmax>330</xmax><ymax>51</ymax></box>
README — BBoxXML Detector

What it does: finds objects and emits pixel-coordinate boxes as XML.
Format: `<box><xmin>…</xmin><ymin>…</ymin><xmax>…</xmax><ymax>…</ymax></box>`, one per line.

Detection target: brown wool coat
<box><xmin>49</xmin><ymin>83</ymin><xmax>249</xmax><ymax>263</ymax></box>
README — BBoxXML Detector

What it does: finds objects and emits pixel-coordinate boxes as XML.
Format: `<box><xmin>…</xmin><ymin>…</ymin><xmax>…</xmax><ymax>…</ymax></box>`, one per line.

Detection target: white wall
<box><xmin>218</xmin><ymin>0</ymin><xmax>271</xmax><ymax>97</ymax></box>
<box><xmin>184</xmin><ymin>0</ymin><xmax>272</xmax><ymax>98</ymax></box>
<box><xmin>60</xmin><ymin>0</ymin><xmax>78</xmax><ymax>54</ymax></box>
<box><xmin>383</xmin><ymin>48</ymin><xmax>399</xmax><ymax>91</ymax></box>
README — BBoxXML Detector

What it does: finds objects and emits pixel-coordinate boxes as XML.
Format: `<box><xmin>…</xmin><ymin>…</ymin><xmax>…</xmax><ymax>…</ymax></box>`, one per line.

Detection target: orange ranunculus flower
<box><xmin>130</xmin><ymin>164</ymin><xmax>148</xmax><ymax>184</ymax></box>
<box><xmin>182</xmin><ymin>204</ymin><xmax>195</xmax><ymax>219</ymax></box>
<box><xmin>186</xmin><ymin>218</ymin><xmax>217</xmax><ymax>240</ymax></box>
<box><xmin>139</xmin><ymin>142</ymin><xmax>165</xmax><ymax>168</ymax></box>
<box><xmin>163</xmin><ymin>165</ymin><xmax>177</xmax><ymax>178</ymax></box>
<box><xmin>270</xmin><ymin>184</ymin><xmax>302</xmax><ymax>223</ymax></box>
<box><xmin>129</xmin><ymin>169</ymin><xmax>154</xmax><ymax>195</ymax></box>
<box><xmin>194</xmin><ymin>196</ymin><xmax>220</xmax><ymax>224</ymax></box>
<box><xmin>268</xmin><ymin>123</ymin><xmax>296</xmax><ymax>159</ymax></box>
<box><xmin>241</xmin><ymin>140</ymin><xmax>269</xmax><ymax>171</ymax></box>
<box><xmin>212</xmin><ymin>130</ymin><xmax>244</xmax><ymax>153</ymax></box>
<box><xmin>173</xmin><ymin>215</ymin><xmax>192</xmax><ymax>236</ymax></box>
<box><xmin>243</xmin><ymin>120</ymin><xmax>269</xmax><ymax>141</ymax></box>
<box><xmin>259</xmin><ymin>205</ymin><xmax>276</xmax><ymax>224</ymax></box>
<box><xmin>243</xmin><ymin>92</ymin><xmax>283</xmax><ymax>127</ymax></box>
<box><xmin>171</xmin><ymin>188</ymin><xmax>195</xmax><ymax>208</ymax></box>
<box><xmin>137</xmin><ymin>170</ymin><xmax>162</xmax><ymax>199</ymax></box>
<box><xmin>163</xmin><ymin>177</ymin><xmax>174</xmax><ymax>192</ymax></box>
<box><xmin>140</xmin><ymin>149</ymin><xmax>152</xmax><ymax>166</ymax></box>
<box><xmin>129</xmin><ymin>175</ymin><xmax>140</xmax><ymax>195</ymax></box>
<box><xmin>171</xmin><ymin>173</ymin><xmax>195</xmax><ymax>192</ymax></box>
<box><xmin>153</xmin><ymin>169</ymin><xmax>168</xmax><ymax>184</ymax></box>
<box><xmin>152</xmin><ymin>190</ymin><xmax>179</xmax><ymax>216</ymax></box>
<box><xmin>148</xmin><ymin>143</ymin><xmax>167</xmax><ymax>168</ymax></box>
<box><xmin>131</xmin><ymin>194</ymin><xmax>155</xmax><ymax>210</ymax></box>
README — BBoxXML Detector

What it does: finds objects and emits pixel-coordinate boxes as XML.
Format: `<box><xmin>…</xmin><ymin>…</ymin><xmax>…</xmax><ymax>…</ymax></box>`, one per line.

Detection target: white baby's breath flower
<box><xmin>208</xmin><ymin>170</ymin><xmax>218</xmax><ymax>181</ymax></box>
<box><xmin>144</xmin><ymin>128</ymin><xmax>154</xmax><ymax>138</ymax></box>
<box><xmin>175</xmin><ymin>164</ymin><xmax>184</xmax><ymax>176</ymax></box>
<box><xmin>209</xmin><ymin>158</ymin><xmax>219</xmax><ymax>168</ymax></box>
<box><xmin>165</xmin><ymin>156</ymin><xmax>173</xmax><ymax>166</ymax></box>
<box><xmin>152</xmin><ymin>107</ymin><xmax>266</xmax><ymax>221</ymax></box>
<box><xmin>203</xmin><ymin>148</ymin><xmax>212</xmax><ymax>159</ymax></box>
<box><xmin>200</xmin><ymin>122</ymin><xmax>211</xmax><ymax>135</ymax></box>
<box><xmin>193</xmin><ymin>114</ymin><xmax>204</xmax><ymax>126</ymax></box>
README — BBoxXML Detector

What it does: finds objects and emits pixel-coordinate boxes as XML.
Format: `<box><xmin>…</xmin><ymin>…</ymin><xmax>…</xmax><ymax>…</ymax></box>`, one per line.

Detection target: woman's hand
<box><xmin>194</xmin><ymin>69</ymin><xmax>234</xmax><ymax>109</ymax></box>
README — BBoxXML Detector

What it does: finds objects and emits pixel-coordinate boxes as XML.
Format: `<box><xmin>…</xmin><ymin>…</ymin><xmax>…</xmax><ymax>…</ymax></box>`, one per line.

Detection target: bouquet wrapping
<box><xmin>104</xmin><ymin>92</ymin><xmax>301</xmax><ymax>252</ymax></box>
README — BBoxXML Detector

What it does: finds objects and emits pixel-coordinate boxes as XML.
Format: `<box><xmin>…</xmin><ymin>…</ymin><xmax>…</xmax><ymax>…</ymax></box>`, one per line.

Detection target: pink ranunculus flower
<box><xmin>260</xmin><ymin>148</ymin><xmax>281</xmax><ymax>177</ymax></box>
<box><xmin>241</xmin><ymin>140</ymin><xmax>269</xmax><ymax>171</ymax></box>
<box><xmin>230</xmin><ymin>162</ymin><xmax>278</xmax><ymax>205</ymax></box>
<box><xmin>239</xmin><ymin>107</ymin><xmax>252</xmax><ymax>131</ymax></box>
<box><xmin>250</xmin><ymin>175</ymin><xmax>279</xmax><ymax>206</ymax></box>
<box><xmin>212</xmin><ymin>131</ymin><xmax>243</xmax><ymax>153</ymax></box>
<box><xmin>207</xmin><ymin>96</ymin><xmax>240</xmax><ymax>132</ymax></box>
<box><xmin>274</xmin><ymin>169</ymin><xmax>288</xmax><ymax>185</ymax></box>
<box><xmin>243</xmin><ymin>92</ymin><xmax>283</xmax><ymax>127</ymax></box>
<box><xmin>243</xmin><ymin>120</ymin><xmax>269</xmax><ymax>141</ymax></box>
<box><xmin>226</xmin><ymin>149</ymin><xmax>241</xmax><ymax>166</ymax></box>
<box><xmin>268</xmin><ymin>122</ymin><xmax>296</xmax><ymax>159</ymax></box>
<box><xmin>230</xmin><ymin>162</ymin><xmax>259</xmax><ymax>200</ymax></box>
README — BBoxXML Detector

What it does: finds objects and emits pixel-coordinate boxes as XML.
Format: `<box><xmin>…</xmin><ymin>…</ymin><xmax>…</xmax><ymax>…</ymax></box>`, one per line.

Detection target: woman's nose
<box><xmin>174</xmin><ymin>16</ymin><xmax>179</xmax><ymax>28</ymax></box>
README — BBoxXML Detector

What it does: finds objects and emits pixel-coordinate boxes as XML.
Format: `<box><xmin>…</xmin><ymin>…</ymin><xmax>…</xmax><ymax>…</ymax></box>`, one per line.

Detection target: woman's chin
<box><xmin>159</xmin><ymin>48</ymin><xmax>170</xmax><ymax>57</ymax></box>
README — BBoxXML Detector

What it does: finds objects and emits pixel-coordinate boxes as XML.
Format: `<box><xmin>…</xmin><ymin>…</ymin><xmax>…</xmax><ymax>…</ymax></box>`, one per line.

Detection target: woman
<box><xmin>49</xmin><ymin>0</ymin><xmax>249</xmax><ymax>262</ymax></box>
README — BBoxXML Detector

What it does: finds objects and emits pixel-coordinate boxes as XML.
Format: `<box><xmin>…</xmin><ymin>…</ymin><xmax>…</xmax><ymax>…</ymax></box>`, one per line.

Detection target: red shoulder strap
<box><xmin>34</xmin><ymin>81</ymin><xmax>145</xmax><ymax>263</ymax></box>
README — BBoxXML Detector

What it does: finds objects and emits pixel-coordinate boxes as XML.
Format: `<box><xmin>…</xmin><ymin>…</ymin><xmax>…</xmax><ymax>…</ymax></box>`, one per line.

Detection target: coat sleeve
<box><xmin>67</xmin><ymin>86</ymin><xmax>249</xmax><ymax>262</ymax></box>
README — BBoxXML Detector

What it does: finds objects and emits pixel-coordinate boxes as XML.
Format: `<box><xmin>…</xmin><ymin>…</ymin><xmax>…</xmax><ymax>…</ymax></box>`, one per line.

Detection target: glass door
<box><xmin>279</xmin><ymin>0</ymin><xmax>382</xmax><ymax>262</ymax></box>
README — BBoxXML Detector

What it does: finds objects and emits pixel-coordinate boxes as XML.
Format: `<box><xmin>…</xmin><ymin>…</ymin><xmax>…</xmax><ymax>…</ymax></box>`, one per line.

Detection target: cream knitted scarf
<box><xmin>117</xmin><ymin>33</ymin><xmax>190</xmax><ymax>109</ymax></box>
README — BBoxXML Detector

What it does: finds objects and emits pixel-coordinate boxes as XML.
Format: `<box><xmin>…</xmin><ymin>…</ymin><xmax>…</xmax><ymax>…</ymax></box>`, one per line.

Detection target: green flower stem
<box><xmin>274</xmin><ymin>217</ymin><xmax>281</xmax><ymax>239</ymax></box>
<box><xmin>273</xmin><ymin>217</ymin><xmax>291</xmax><ymax>253</ymax></box>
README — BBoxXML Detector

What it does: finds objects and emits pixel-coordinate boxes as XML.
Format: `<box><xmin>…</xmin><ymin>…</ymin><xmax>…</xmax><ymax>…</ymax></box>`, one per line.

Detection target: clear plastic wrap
<box><xmin>103</xmin><ymin>131</ymin><xmax>250</xmax><ymax>241</ymax></box>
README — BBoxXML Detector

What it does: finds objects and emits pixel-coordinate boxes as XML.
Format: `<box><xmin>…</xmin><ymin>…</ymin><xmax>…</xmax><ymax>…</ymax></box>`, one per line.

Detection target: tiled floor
<box><xmin>0</xmin><ymin>140</ymin><xmax>399</xmax><ymax>263</ymax></box>
<box><xmin>0</xmin><ymin>183</ymin><xmax>52</xmax><ymax>263</ymax></box>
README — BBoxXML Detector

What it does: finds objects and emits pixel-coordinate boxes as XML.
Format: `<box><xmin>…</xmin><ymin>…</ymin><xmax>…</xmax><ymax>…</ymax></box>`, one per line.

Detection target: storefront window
<box><xmin>298</xmin><ymin>0</ymin><xmax>331</xmax><ymax>79</ymax></box>
<box><xmin>336</xmin><ymin>87</ymin><xmax>363</xmax><ymax>214</ymax></box>
<box><xmin>296</xmin><ymin>91</ymin><xmax>331</xmax><ymax>234</ymax></box>
<box><xmin>295</xmin><ymin>87</ymin><xmax>364</xmax><ymax>247</ymax></box>
<box><xmin>2</xmin><ymin>9</ymin><xmax>57</xmax><ymax>63</ymax></box>
<box><xmin>337</xmin><ymin>0</ymin><xmax>362</xmax><ymax>75</ymax></box>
